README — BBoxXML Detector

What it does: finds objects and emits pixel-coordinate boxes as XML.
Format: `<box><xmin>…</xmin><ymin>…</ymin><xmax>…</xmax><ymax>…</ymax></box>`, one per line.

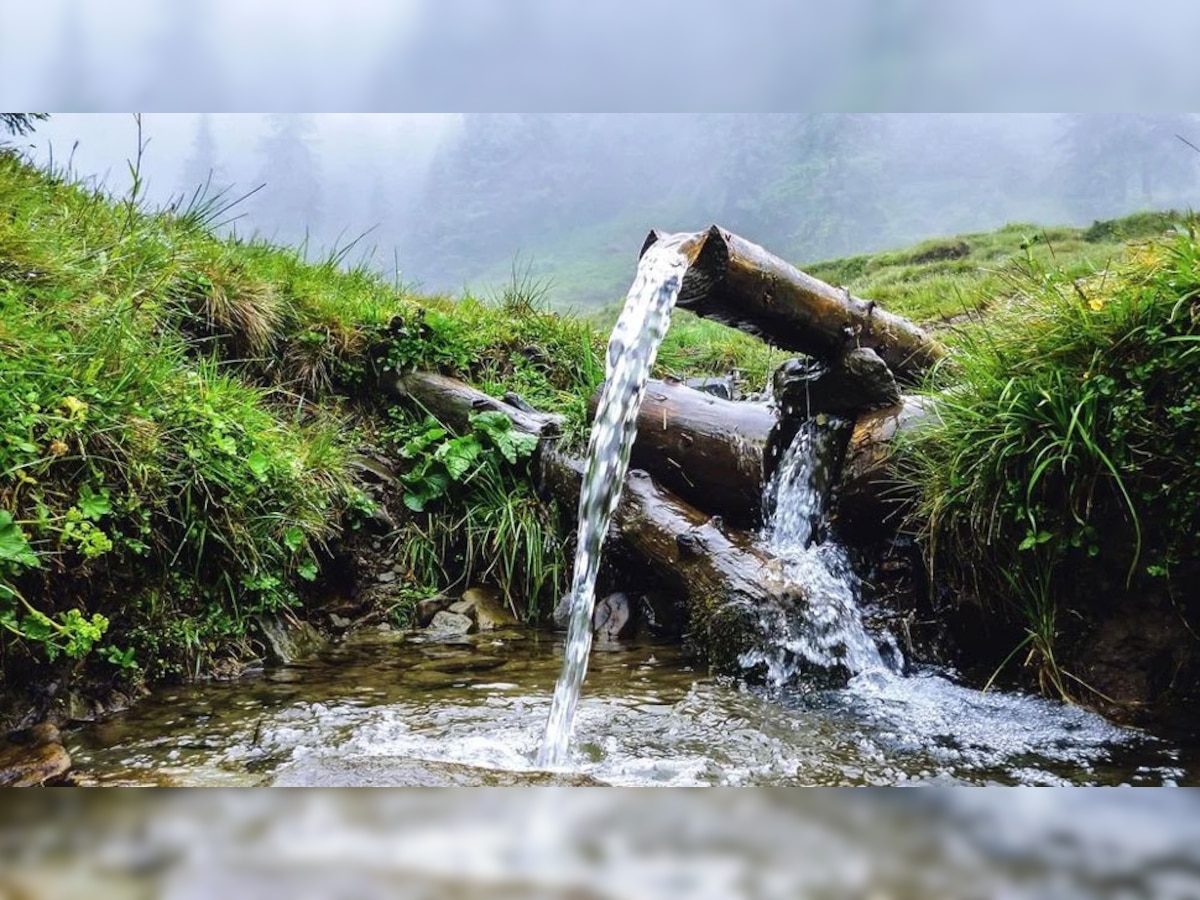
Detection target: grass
<box><xmin>3</xmin><ymin>117</ymin><xmax>1195</xmax><ymax>712</ymax></box>
<box><xmin>803</xmin><ymin>213</ymin><xmax>1186</xmax><ymax>324</ymax></box>
<box><xmin>898</xmin><ymin>223</ymin><xmax>1200</xmax><ymax>699</ymax></box>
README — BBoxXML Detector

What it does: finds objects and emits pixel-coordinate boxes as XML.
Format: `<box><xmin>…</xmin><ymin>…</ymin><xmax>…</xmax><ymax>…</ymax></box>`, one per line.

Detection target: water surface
<box><xmin>68</xmin><ymin>627</ymin><xmax>1189</xmax><ymax>786</ymax></box>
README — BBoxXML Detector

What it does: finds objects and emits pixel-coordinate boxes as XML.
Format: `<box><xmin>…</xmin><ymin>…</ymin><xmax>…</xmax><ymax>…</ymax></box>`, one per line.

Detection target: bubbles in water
<box><xmin>745</xmin><ymin>417</ymin><xmax>901</xmax><ymax>684</ymax></box>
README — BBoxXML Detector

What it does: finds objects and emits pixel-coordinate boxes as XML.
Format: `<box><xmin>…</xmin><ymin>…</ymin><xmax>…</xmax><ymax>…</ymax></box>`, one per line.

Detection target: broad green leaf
<box><xmin>77</xmin><ymin>486</ymin><xmax>111</xmax><ymax>521</ymax></box>
<box><xmin>282</xmin><ymin>525</ymin><xmax>306</xmax><ymax>552</ymax></box>
<box><xmin>247</xmin><ymin>450</ymin><xmax>269</xmax><ymax>480</ymax></box>
<box><xmin>0</xmin><ymin>511</ymin><xmax>38</xmax><ymax>568</ymax></box>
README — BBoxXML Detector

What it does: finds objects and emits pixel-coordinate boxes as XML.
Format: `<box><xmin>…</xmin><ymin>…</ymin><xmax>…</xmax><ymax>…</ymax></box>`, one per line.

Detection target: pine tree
<box><xmin>253</xmin><ymin>115</ymin><xmax>323</xmax><ymax>249</ymax></box>
<box><xmin>179</xmin><ymin>114</ymin><xmax>227</xmax><ymax>196</ymax></box>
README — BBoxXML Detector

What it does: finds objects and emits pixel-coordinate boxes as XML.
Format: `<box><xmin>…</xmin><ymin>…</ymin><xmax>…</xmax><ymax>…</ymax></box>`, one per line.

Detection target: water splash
<box><xmin>744</xmin><ymin>418</ymin><xmax>903</xmax><ymax>684</ymax></box>
<box><xmin>538</xmin><ymin>233</ymin><xmax>696</xmax><ymax>767</ymax></box>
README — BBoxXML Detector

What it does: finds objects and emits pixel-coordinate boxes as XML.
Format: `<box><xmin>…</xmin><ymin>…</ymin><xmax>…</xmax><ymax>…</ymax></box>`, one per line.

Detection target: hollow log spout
<box><xmin>642</xmin><ymin>226</ymin><xmax>945</xmax><ymax>382</ymax></box>
<box><xmin>588</xmin><ymin>377</ymin><xmax>778</xmax><ymax>528</ymax></box>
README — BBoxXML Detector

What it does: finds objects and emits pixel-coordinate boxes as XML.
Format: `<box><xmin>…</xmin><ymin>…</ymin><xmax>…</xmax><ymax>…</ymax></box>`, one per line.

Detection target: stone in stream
<box><xmin>271</xmin><ymin>755</ymin><xmax>606</xmax><ymax>787</ymax></box>
<box><xmin>460</xmin><ymin>586</ymin><xmax>520</xmax><ymax>631</ymax></box>
<box><xmin>414</xmin><ymin>593</ymin><xmax>454</xmax><ymax>627</ymax></box>
<box><xmin>684</xmin><ymin>374</ymin><xmax>735</xmax><ymax>400</ymax></box>
<box><xmin>0</xmin><ymin>722</ymin><xmax>71</xmax><ymax>787</ymax></box>
<box><xmin>427</xmin><ymin>610</ymin><xmax>476</xmax><ymax>636</ymax></box>
<box><xmin>257</xmin><ymin>615</ymin><xmax>329</xmax><ymax>665</ymax></box>
<box><xmin>553</xmin><ymin>591</ymin><xmax>636</xmax><ymax>643</ymax></box>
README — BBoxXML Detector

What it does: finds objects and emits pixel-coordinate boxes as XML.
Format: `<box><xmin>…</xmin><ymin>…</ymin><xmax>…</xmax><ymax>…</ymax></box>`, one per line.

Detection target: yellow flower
<box><xmin>61</xmin><ymin>396</ymin><xmax>88</xmax><ymax>419</ymax></box>
<box><xmin>1088</xmin><ymin>297</ymin><xmax>1104</xmax><ymax>312</ymax></box>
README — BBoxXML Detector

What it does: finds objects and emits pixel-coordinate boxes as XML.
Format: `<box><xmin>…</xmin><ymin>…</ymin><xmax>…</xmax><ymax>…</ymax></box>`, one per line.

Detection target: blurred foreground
<box><xmin>2</xmin><ymin>790</ymin><xmax>1198</xmax><ymax>899</ymax></box>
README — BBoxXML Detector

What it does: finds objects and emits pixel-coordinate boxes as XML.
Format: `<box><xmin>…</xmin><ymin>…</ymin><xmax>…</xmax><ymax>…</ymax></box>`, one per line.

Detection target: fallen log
<box><xmin>387</xmin><ymin>371</ymin><xmax>564</xmax><ymax>438</ymax></box>
<box><xmin>538</xmin><ymin>448</ymin><xmax>799</xmax><ymax>671</ymax></box>
<box><xmin>834</xmin><ymin>397</ymin><xmax>931</xmax><ymax>541</ymax></box>
<box><xmin>588</xmin><ymin>377</ymin><xmax>777</xmax><ymax>528</ymax></box>
<box><xmin>642</xmin><ymin>225</ymin><xmax>945</xmax><ymax>382</ymax></box>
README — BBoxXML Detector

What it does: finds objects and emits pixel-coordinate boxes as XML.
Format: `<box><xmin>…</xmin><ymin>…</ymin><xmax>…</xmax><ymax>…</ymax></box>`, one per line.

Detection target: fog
<box><xmin>10</xmin><ymin>113</ymin><xmax>1200</xmax><ymax>305</ymax></box>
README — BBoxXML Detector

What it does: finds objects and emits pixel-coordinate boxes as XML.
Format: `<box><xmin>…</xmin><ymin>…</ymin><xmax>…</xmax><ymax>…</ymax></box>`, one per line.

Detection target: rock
<box><xmin>461</xmin><ymin>586</ymin><xmax>519</xmax><ymax>631</ymax></box>
<box><xmin>427</xmin><ymin>611</ymin><xmax>476</xmax><ymax>636</ymax></box>
<box><xmin>448</xmin><ymin>600</ymin><xmax>479</xmax><ymax>623</ymax></box>
<box><xmin>593</xmin><ymin>592</ymin><xmax>636</xmax><ymax>643</ymax></box>
<box><xmin>272</xmin><ymin>755</ymin><xmax>607</xmax><ymax>787</ymax></box>
<box><xmin>0</xmin><ymin>722</ymin><xmax>71</xmax><ymax>787</ymax></box>
<box><xmin>257</xmin><ymin>615</ymin><xmax>329</xmax><ymax>665</ymax></box>
<box><xmin>377</xmin><ymin>570</ymin><xmax>397</xmax><ymax>584</ymax></box>
<box><xmin>415</xmin><ymin>594</ymin><xmax>454</xmax><ymax>627</ymax></box>
<box><xmin>684</xmin><ymin>375</ymin><xmax>735</xmax><ymax>400</ymax></box>
<box><xmin>552</xmin><ymin>591</ymin><xmax>573</xmax><ymax>629</ymax></box>
<box><xmin>329</xmin><ymin>613</ymin><xmax>352</xmax><ymax>629</ymax></box>
<box><xmin>552</xmin><ymin>591</ymin><xmax>635</xmax><ymax>641</ymax></box>
<box><xmin>409</xmin><ymin>655</ymin><xmax>507</xmax><ymax>675</ymax></box>
<box><xmin>773</xmin><ymin>348</ymin><xmax>901</xmax><ymax>418</ymax></box>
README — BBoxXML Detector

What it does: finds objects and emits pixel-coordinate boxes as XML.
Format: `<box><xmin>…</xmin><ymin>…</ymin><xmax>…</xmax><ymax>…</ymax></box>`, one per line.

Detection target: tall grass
<box><xmin>900</xmin><ymin>227</ymin><xmax>1200</xmax><ymax>697</ymax></box>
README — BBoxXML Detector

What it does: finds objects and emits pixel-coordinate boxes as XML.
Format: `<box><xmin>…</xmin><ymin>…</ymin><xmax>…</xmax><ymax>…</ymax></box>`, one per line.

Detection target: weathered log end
<box><xmin>643</xmin><ymin>225</ymin><xmax>946</xmax><ymax>382</ymax></box>
<box><xmin>835</xmin><ymin>397</ymin><xmax>931</xmax><ymax>541</ymax></box>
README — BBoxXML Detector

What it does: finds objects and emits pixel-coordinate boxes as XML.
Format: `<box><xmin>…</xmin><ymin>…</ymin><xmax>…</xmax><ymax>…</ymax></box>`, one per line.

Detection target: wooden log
<box><xmin>587</xmin><ymin>377</ymin><xmax>777</xmax><ymax>528</ymax></box>
<box><xmin>387</xmin><ymin>371</ymin><xmax>564</xmax><ymax>438</ymax></box>
<box><xmin>538</xmin><ymin>448</ymin><xmax>801</xmax><ymax>671</ymax></box>
<box><xmin>834</xmin><ymin>397</ymin><xmax>931</xmax><ymax>541</ymax></box>
<box><xmin>642</xmin><ymin>226</ymin><xmax>945</xmax><ymax>382</ymax></box>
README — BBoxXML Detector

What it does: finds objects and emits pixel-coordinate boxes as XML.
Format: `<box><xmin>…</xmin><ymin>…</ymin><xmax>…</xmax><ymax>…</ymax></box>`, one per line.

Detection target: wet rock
<box><xmin>377</xmin><ymin>570</ymin><xmax>397</xmax><ymax>584</ymax></box>
<box><xmin>553</xmin><ymin>591</ymin><xmax>636</xmax><ymax>641</ymax></box>
<box><xmin>427</xmin><ymin>611</ymin><xmax>476</xmax><ymax>636</ymax></box>
<box><xmin>773</xmin><ymin>348</ymin><xmax>900</xmax><ymax>418</ymax></box>
<box><xmin>685</xmin><ymin>375</ymin><xmax>735</xmax><ymax>400</ymax></box>
<box><xmin>0</xmin><ymin>722</ymin><xmax>71</xmax><ymax>787</ymax></box>
<box><xmin>461</xmin><ymin>586</ymin><xmax>519</xmax><ymax>631</ymax></box>
<box><xmin>447</xmin><ymin>600</ymin><xmax>479</xmax><ymax>623</ymax></box>
<box><xmin>409</xmin><ymin>655</ymin><xmax>507</xmax><ymax>675</ymax></box>
<box><xmin>272</xmin><ymin>755</ymin><xmax>607</xmax><ymax>787</ymax></box>
<box><xmin>329</xmin><ymin>613</ymin><xmax>352</xmax><ymax>630</ymax></box>
<box><xmin>593</xmin><ymin>592</ymin><xmax>636</xmax><ymax>643</ymax></box>
<box><xmin>415</xmin><ymin>593</ymin><xmax>454</xmax><ymax>627</ymax></box>
<box><xmin>257</xmin><ymin>615</ymin><xmax>329</xmax><ymax>665</ymax></box>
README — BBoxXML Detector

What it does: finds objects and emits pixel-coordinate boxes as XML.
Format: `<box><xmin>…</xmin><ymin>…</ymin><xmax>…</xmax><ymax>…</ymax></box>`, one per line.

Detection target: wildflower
<box><xmin>1088</xmin><ymin>297</ymin><xmax>1105</xmax><ymax>311</ymax></box>
<box><xmin>48</xmin><ymin>439</ymin><xmax>68</xmax><ymax>456</ymax></box>
<box><xmin>61</xmin><ymin>396</ymin><xmax>88</xmax><ymax>419</ymax></box>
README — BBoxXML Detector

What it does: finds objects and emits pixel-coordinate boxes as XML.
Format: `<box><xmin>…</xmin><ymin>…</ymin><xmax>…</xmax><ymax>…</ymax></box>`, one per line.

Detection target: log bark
<box><xmin>642</xmin><ymin>226</ymin><xmax>945</xmax><ymax>382</ymax></box>
<box><xmin>539</xmin><ymin>448</ymin><xmax>801</xmax><ymax>671</ymax></box>
<box><xmin>834</xmin><ymin>397</ymin><xmax>931</xmax><ymax>541</ymax></box>
<box><xmin>387</xmin><ymin>371</ymin><xmax>564</xmax><ymax>438</ymax></box>
<box><xmin>588</xmin><ymin>377</ymin><xmax>777</xmax><ymax>528</ymax></box>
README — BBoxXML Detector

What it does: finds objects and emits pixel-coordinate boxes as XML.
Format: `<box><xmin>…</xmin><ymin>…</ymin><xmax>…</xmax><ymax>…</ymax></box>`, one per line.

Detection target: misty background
<box><xmin>10</xmin><ymin>113</ymin><xmax>1200</xmax><ymax>307</ymax></box>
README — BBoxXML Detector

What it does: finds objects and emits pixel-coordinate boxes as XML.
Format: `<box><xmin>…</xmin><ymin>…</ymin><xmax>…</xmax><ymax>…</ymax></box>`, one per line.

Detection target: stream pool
<box><xmin>67</xmin><ymin>626</ymin><xmax>1191</xmax><ymax>787</ymax></box>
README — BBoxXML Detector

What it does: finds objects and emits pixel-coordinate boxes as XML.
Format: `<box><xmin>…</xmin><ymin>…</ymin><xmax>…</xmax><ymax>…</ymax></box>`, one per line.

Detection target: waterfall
<box><xmin>743</xmin><ymin>418</ymin><xmax>903</xmax><ymax>685</ymax></box>
<box><xmin>538</xmin><ymin>233</ymin><xmax>696</xmax><ymax>767</ymax></box>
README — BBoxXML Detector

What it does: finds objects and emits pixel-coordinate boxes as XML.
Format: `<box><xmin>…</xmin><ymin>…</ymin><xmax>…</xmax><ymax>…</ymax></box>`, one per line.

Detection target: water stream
<box><xmin>538</xmin><ymin>233</ymin><xmax>695</xmax><ymax>766</ymax></box>
<box><xmin>745</xmin><ymin>417</ymin><xmax>902</xmax><ymax>684</ymax></box>
<box><xmin>54</xmin><ymin>237</ymin><xmax>1200</xmax><ymax>787</ymax></box>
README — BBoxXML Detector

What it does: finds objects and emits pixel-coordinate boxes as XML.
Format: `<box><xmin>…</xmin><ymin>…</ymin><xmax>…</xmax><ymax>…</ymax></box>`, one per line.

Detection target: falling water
<box><xmin>744</xmin><ymin>418</ymin><xmax>903</xmax><ymax>685</ymax></box>
<box><xmin>538</xmin><ymin>233</ymin><xmax>696</xmax><ymax>767</ymax></box>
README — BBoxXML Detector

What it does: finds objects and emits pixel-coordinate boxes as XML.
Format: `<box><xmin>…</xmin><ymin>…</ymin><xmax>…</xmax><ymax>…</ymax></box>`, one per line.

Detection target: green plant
<box><xmin>901</xmin><ymin>227</ymin><xmax>1200</xmax><ymax>698</ymax></box>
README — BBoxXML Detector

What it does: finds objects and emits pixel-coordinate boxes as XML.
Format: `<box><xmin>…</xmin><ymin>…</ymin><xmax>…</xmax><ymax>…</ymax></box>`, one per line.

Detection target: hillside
<box><xmin>2</xmin><ymin>139</ymin><xmax>1196</xmax><ymax>724</ymax></box>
